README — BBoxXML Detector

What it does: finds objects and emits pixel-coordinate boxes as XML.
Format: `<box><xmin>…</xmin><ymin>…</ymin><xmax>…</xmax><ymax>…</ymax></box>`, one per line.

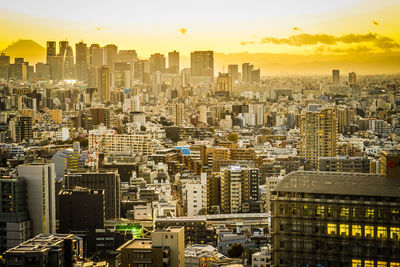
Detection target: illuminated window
<box><xmin>340</xmin><ymin>208</ymin><xmax>349</xmax><ymax>218</ymax></box>
<box><xmin>365</xmin><ymin>226</ymin><xmax>374</xmax><ymax>237</ymax></box>
<box><xmin>377</xmin><ymin>262</ymin><xmax>387</xmax><ymax>267</ymax></box>
<box><xmin>316</xmin><ymin>206</ymin><xmax>325</xmax><ymax>217</ymax></box>
<box><xmin>391</xmin><ymin>209</ymin><xmax>400</xmax><ymax>220</ymax></box>
<box><xmin>352</xmin><ymin>225</ymin><xmax>362</xmax><ymax>237</ymax></box>
<box><xmin>377</xmin><ymin>227</ymin><xmax>387</xmax><ymax>239</ymax></box>
<box><xmin>352</xmin><ymin>259</ymin><xmax>362</xmax><ymax>267</ymax></box>
<box><xmin>390</xmin><ymin>227</ymin><xmax>400</xmax><ymax>240</ymax></box>
<box><xmin>291</xmin><ymin>205</ymin><xmax>297</xmax><ymax>215</ymax></box>
<box><xmin>365</xmin><ymin>261</ymin><xmax>374</xmax><ymax>267</ymax></box>
<box><xmin>327</xmin><ymin>224</ymin><xmax>337</xmax><ymax>235</ymax></box>
<box><xmin>390</xmin><ymin>263</ymin><xmax>400</xmax><ymax>267</ymax></box>
<box><xmin>365</xmin><ymin>209</ymin><xmax>375</xmax><ymax>219</ymax></box>
<box><xmin>340</xmin><ymin>224</ymin><xmax>349</xmax><ymax>236</ymax></box>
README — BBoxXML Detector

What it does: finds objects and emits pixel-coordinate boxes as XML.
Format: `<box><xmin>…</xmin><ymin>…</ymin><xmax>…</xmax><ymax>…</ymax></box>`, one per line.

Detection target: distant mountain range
<box><xmin>1</xmin><ymin>39</ymin><xmax>45</xmax><ymax>64</ymax></box>
<box><xmin>1</xmin><ymin>39</ymin><xmax>399</xmax><ymax>75</ymax></box>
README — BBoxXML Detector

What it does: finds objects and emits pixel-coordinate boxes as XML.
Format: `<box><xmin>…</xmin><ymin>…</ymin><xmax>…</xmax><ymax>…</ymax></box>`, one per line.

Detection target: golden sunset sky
<box><xmin>1</xmin><ymin>0</ymin><xmax>400</xmax><ymax>73</ymax></box>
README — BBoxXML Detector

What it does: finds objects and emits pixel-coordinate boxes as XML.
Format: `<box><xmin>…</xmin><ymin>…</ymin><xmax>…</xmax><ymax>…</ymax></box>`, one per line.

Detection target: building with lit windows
<box><xmin>271</xmin><ymin>171</ymin><xmax>400</xmax><ymax>267</ymax></box>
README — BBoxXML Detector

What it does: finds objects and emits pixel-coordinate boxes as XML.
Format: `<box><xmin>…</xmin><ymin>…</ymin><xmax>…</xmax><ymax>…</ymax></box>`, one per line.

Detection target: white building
<box><xmin>199</xmin><ymin>105</ymin><xmax>207</xmax><ymax>125</ymax></box>
<box><xmin>265</xmin><ymin>176</ymin><xmax>283</xmax><ymax>213</ymax></box>
<box><xmin>17</xmin><ymin>163</ymin><xmax>56</xmax><ymax>235</ymax></box>
<box><xmin>252</xmin><ymin>245</ymin><xmax>272</xmax><ymax>267</ymax></box>
<box><xmin>185</xmin><ymin>182</ymin><xmax>204</xmax><ymax>216</ymax></box>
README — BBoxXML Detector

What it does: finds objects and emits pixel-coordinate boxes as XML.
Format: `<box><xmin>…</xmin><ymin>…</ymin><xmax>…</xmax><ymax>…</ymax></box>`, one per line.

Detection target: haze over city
<box><xmin>1</xmin><ymin>0</ymin><xmax>400</xmax><ymax>74</ymax></box>
<box><xmin>0</xmin><ymin>1</ymin><xmax>400</xmax><ymax>267</ymax></box>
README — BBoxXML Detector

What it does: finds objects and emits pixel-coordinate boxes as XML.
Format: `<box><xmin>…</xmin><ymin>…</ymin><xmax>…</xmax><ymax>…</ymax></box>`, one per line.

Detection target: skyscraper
<box><xmin>172</xmin><ymin>103</ymin><xmax>184</xmax><ymax>126</ymax></box>
<box><xmin>59</xmin><ymin>41</ymin><xmax>68</xmax><ymax>57</ymax></box>
<box><xmin>332</xmin><ymin>69</ymin><xmax>340</xmax><ymax>84</ymax></box>
<box><xmin>98</xmin><ymin>65</ymin><xmax>110</xmax><ymax>102</ymax></box>
<box><xmin>242</xmin><ymin>63</ymin><xmax>252</xmax><ymax>83</ymax></box>
<box><xmin>190</xmin><ymin>51</ymin><xmax>214</xmax><ymax>82</ymax></box>
<box><xmin>228</xmin><ymin>64</ymin><xmax>239</xmax><ymax>82</ymax></box>
<box><xmin>63</xmin><ymin>46</ymin><xmax>74</xmax><ymax>80</ymax></box>
<box><xmin>349</xmin><ymin>72</ymin><xmax>356</xmax><ymax>86</ymax></box>
<box><xmin>17</xmin><ymin>163</ymin><xmax>57</xmax><ymax>236</ymax></box>
<box><xmin>149</xmin><ymin>53</ymin><xmax>166</xmax><ymax>73</ymax></box>
<box><xmin>9</xmin><ymin>116</ymin><xmax>33</xmax><ymax>143</ymax></box>
<box><xmin>104</xmin><ymin>44</ymin><xmax>118</xmax><ymax>72</ymax></box>
<box><xmin>215</xmin><ymin>72</ymin><xmax>232</xmax><ymax>96</ymax></box>
<box><xmin>299</xmin><ymin>108</ymin><xmax>338</xmax><ymax>170</ymax></box>
<box><xmin>75</xmin><ymin>41</ymin><xmax>88</xmax><ymax>81</ymax></box>
<box><xmin>46</xmin><ymin>41</ymin><xmax>56</xmax><ymax>64</ymax></box>
<box><xmin>168</xmin><ymin>50</ymin><xmax>180</xmax><ymax>74</ymax></box>
<box><xmin>0</xmin><ymin>52</ymin><xmax>10</xmax><ymax>80</ymax></box>
<box><xmin>0</xmin><ymin>176</ymin><xmax>31</xmax><ymax>253</ymax></box>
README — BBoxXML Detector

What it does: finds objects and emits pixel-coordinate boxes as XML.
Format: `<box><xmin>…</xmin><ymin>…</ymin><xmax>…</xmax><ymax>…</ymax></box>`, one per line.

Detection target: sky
<box><xmin>1</xmin><ymin>0</ymin><xmax>400</xmax><ymax>73</ymax></box>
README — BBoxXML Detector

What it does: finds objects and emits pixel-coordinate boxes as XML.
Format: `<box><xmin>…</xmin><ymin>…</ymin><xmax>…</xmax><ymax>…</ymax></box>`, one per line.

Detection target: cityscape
<box><xmin>0</xmin><ymin>1</ymin><xmax>400</xmax><ymax>267</ymax></box>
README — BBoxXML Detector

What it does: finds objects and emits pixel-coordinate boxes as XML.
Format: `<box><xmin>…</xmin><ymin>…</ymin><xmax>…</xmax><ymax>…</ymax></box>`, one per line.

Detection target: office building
<box><xmin>380</xmin><ymin>150</ymin><xmax>400</xmax><ymax>179</ymax></box>
<box><xmin>221</xmin><ymin>166</ymin><xmax>259</xmax><ymax>214</ymax></box>
<box><xmin>63</xmin><ymin>46</ymin><xmax>75</xmax><ymax>79</ymax></box>
<box><xmin>319</xmin><ymin>157</ymin><xmax>371</xmax><ymax>173</ymax></box>
<box><xmin>190</xmin><ymin>51</ymin><xmax>214</xmax><ymax>82</ymax></box>
<box><xmin>46</xmin><ymin>41</ymin><xmax>56</xmax><ymax>63</ymax></box>
<box><xmin>149</xmin><ymin>53</ymin><xmax>166</xmax><ymax>73</ymax></box>
<box><xmin>349</xmin><ymin>72</ymin><xmax>356</xmax><ymax>86</ymax></box>
<box><xmin>228</xmin><ymin>64</ymin><xmax>239</xmax><ymax>82</ymax></box>
<box><xmin>4</xmin><ymin>234</ymin><xmax>81</xmax><ymax>267</ymax></box>
<box><xmin>0</xmin><ymin>52</ymin><xmax>10</xmax><ymax>80</ymax></box>
<box><xmin>63</xmin><ymin>170</ymin><xmax>121</xmax><ymax>219</ymax></box>
<box><xmin>35</xmin><ymin>62</ymin><xmax>51</xmax><ymax>80</ymax></box>
<box><xmin>116</xmin><ymin>239</ymin><xmax>166</xmax><ymax>267</ymax></box>
<box><xmin>9</xmin><ymin>116</ymin><xmax>33</xmax><ymax>143</ymax></box>
<box><xmin>215</xmin><ymin>73</ymin><xmax>232</xmax><ymax>97</ymax></box>
<box><xmin>17</xmin><ymin>163</ymin><xmax>56</xmax><ymax>235</ymax></box>
<box><xmin>333</xmin><ymin>69</ymin><xmax>340</xmax><ymax>84</ymax></box>
<box><xmin>0</xmin><ymin>176</ymin><xmax>31</xmax><ymax>253</ymax></box>
<box><xmin>98</xmin><ymin>65</ymin><xmax>110</xmax><ymax>102</ymax></box>
<box><xmin>152</xmin><ymin>226</ymin><xmax>185</xmax><ymax>267</ymax></box>
<box><xmin>75</xmin><ymin>41</ymin><xmax>88</xmax><ymax>81</ymax></box>
<box><xmin>58</xmin><ymin>188</ymin><xmax>104</xmax><ymax>255</ymax></box>
<box><xmin>168</xmin><ymin>50</ymin><xmax>180</xmax><ymax>74</ymax></box>
<box><xmin>172</xmin><ymin>103</ymin><xmax>184</xmax><ymax>126</ymax></box>
<box><xmin>271</xmin><ymin>171</ymin><xmax>400</xmax><ymax>267</ymax></box>
<box><xmin>242</xmin><ymin>63</ymin><xmax>253</xmax><ymax>83</ymax></box>
<box><xmin>299</xmin><ymin>108</ymin><xmax>337</xmax><ymax>170</ymax></box>
<box><xmin>104</xmin><ymin>44</ymin><xmax>117</xmax><ymax>72</ymax></box>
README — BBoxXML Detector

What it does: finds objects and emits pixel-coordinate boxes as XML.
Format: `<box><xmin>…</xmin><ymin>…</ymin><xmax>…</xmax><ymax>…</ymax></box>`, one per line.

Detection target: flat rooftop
<box><xmin>273</xmin><ymin>171</ymin><xmax>400</xmax><ymax>198</ymax></box>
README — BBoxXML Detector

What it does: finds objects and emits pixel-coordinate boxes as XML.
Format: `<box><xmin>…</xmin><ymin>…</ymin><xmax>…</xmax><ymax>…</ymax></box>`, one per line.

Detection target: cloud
<box><xmin>292</xmin><ymin>27</ymin><xmax>300</xmax><ymax>31</ymax></box>
<box><xmin>179</xmin><ymin>28</ymin><xmax>187</xmax><ymax>35</ymax></box>
<box><xmin>240</xmin><ymin>41</ymin><xmax>255</xmax><ymax>45</ymax></box>
<box><xmin>372</xmin><ymin>20</ymin><xmax>379</xmax><ymax>26</ymax></box>
<box><xmin>255</xmin><ymin>32</ymin><xmax>400</xmax><ymax>50</ymax></box>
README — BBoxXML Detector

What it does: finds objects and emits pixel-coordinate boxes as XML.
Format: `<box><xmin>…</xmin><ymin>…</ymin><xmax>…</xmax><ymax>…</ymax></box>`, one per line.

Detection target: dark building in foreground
<box><xmin>271</xmin><ymin>171</ymin><xmax>400</xmax><ymax>267</ymax></box>
<box><xmin>58</xmin><ymin>187</ymin><xmax>104</xmax><ymax>255</ymax></box>
<box><xmin>63</xmin><ymin>170</ymin><xmax>121</xmax><ymax>220</ymax></box>
<box><xmin>3</xmin><ymin>234</ymin><xmax>81</xmax><ymax>267</ymax></box>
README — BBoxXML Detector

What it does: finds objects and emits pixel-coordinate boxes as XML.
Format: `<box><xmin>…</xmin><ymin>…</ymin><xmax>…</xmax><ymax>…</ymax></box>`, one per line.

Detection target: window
<box><xmin>390</xmin><ymin>263</ymin><xmax>400</xmax><ymax>267</ymax></box>
<box><xmin>391</xmin><ymin>209</ymin><xmax>399</xmax><ymax>220</ymax></box>
<box><xmin>340</xmin><ymin>224</ymin><xmax>349</xmax><ymax>236</ymax></box>
<box><xmin>316</xmin><ymin>206</ymin><xmax>325</xmax><ymax>217</ymax></box>
<box><xmin>365</xmin><ymin>209</ymin><xmax>375</xmax><ymax>219</ymax></box>
<box><xmin>327</xmin><ymin>224</ymin><xmax>337</xmax><ymax>235</ymax></box>
<box><xmin>340</xmin><ymin>208</ymin><xmax>349</xmax><ymax>219</ymax></box>
<box><xmin>377</xmin><ymin>226</ymin><xmax>387</xmax><ymax>239</ymax></box>
<box><xmin>365</xmin><ymin>261</ymin><xmax>374</xmax><ymax>267</ymax></box>
<box><xmin>390</xmin><ymin>227</ymin><xmax>400</xmax><ymax>240</ymax></box>
<box><xmin>291</xmin><ymin>221</ymin><xmax>301</xmax><ymax>232</ymax></box>
<box><xmin>352</xmin><ymin>259</ymin><xmax>361</xmax><ymax>267</ymax></box>
<box><xmin>303</xmin><ymin>205</ymin><xmax>312</xmax><ymax>216</ymax></box>
<box><xmin>352</xmin><ymin>225</ymin><xmax>362</xmax><ymax>237</ymax></box>
<box><xmin>291</xmin><ymin>204</ymin><xmax>297</xmax><ymax>215</ymax></box>
<box><xmin>365</xmin><ymin>226</ymin><xmax>374</xmax><ymax>238</ymax></box>
<box><xmin>327</xmin><ymin>207</ymin><xmax>336</xmax><ymax>217</ymax></box>
<box><xmin>377</xmin><ymin>262</ymin><xmax>387</xmax><ymax>267</ymax></box>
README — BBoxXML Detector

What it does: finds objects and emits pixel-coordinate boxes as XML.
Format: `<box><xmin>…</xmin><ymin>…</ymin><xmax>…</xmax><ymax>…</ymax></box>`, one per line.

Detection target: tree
<box><xmin>227</xmin><ymin>132</ymin><xmax>239</xmax><ymax>142</ymax></box>
<box><xmin>227</xmin><ymin>243</ymin><xmax>245</xmax><ymax>258</ymax></box>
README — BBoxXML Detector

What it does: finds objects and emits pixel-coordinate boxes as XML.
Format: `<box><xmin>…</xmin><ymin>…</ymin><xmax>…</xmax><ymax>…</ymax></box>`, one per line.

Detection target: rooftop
<box><xmin>273</xmin><ymin>171</ymin><xmax>400</xmax><ymax>198</ymax></box>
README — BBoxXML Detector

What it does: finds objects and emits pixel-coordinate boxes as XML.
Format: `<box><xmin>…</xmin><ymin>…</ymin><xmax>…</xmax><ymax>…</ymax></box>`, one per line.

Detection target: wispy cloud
<box><xmin>241</xmin><ymin>32</ymin><xmax>400</xmax><ymax>51</ymax></box>
<box><xmin>372</xmin><ymin>20</ymin><xmax>379</xmax><ymax>26</ymax></box>
<box><xmin>240</xmin><ymin>41</ymin><xmax>255</xmax><ymax>45</ymax></box>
